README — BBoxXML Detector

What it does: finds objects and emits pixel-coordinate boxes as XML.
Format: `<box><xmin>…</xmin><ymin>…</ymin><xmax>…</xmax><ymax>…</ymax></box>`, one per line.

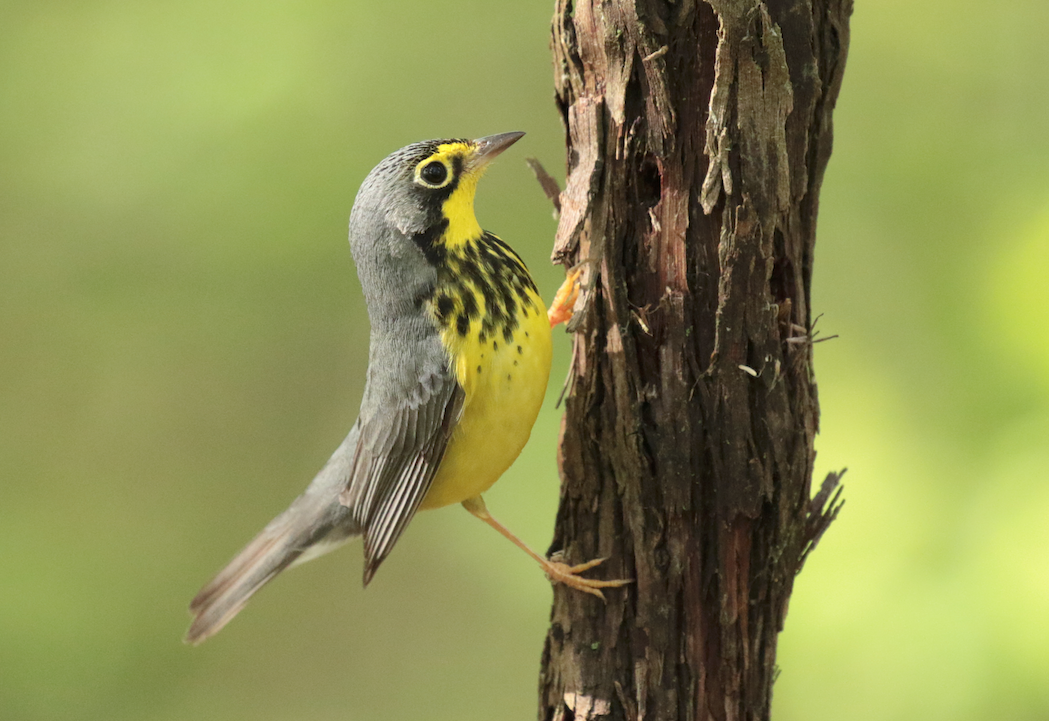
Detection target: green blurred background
<box><xmin>2</xmin><ymin>0</ymin><xmax>1047</xmax><ymax>719</ymax></box>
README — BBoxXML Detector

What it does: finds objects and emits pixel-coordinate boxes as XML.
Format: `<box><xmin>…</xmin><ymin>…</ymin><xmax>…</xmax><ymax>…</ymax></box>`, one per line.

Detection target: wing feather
<box><xmin>339</xmin><ymin>370</ymin><xmax>465</xmax><ymax>584</ymax></box>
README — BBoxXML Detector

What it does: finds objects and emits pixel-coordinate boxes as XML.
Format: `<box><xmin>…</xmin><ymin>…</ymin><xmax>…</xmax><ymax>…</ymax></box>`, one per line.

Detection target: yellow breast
<box><xmin>418</xmin><ymin>245</ymin><xmax>552</xmax><ymax>509</ymax></box>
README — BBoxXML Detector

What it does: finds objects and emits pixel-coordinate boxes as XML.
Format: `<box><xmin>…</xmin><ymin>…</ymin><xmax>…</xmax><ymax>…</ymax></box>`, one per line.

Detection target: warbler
<box><xmin>185</xmin><ymin>132</ymin><xmax>626</xmax><ymax>645</ymax></box>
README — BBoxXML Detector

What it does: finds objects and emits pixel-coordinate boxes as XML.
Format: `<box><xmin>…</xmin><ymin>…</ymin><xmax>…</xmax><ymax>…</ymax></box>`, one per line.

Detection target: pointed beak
<box><xmin>467</xmin><ymin>131</ymin><xmax>525</xmax><ymax>173</ymax></box>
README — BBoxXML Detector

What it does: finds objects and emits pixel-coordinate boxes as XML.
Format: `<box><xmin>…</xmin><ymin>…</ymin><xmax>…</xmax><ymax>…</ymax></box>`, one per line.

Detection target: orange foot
<box><xmin>539</xmin><ymin>556</ymin><xmax>632</xmax><ymax>600</ymax></box>
<box><xmin>462</xmin><ymin>495</ymin><xmax>632</xmax><ymax>601</ymax></box>
<box><xmin>547</xmin><ymin>266</ymin><xmax>584</xmax><ymax>328</ymax></box>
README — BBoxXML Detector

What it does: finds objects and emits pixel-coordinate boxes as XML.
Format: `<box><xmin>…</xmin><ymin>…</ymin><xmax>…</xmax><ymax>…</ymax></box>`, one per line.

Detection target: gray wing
<box><xmin>339</xmin><ymin>368</ymin><xmax>464</xmax><ymax>584</ymax></box>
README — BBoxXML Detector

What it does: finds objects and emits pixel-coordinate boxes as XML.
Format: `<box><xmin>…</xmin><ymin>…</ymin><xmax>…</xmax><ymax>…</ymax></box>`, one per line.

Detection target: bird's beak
<box><xmin>467</xmin><ymin>132</ymin><xmax>525</xmax><ymax>173</ymax></box>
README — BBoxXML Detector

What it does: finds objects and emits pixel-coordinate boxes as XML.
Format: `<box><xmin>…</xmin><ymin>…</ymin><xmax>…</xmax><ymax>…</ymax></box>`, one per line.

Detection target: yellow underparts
<box><xmin>419</xmin><ymin>288</ymin><xmax>551</xmax><ymax>509</ymax></box>
<box><xmin>419</xmin><ymin>170</ymin><xmax>552</xmax><ymax>509</ymax></box>
<box><xmin>422</xmin><ymin>312</ymin><xmax>550</xmax><ymax>509</ymax></box>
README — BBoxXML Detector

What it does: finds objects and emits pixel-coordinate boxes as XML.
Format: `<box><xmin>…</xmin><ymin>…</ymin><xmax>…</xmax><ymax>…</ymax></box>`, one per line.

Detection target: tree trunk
<box><xmin>538</xmin><ymin>1</ymin><xmax>851</xmax><ymax>720</ymax></box>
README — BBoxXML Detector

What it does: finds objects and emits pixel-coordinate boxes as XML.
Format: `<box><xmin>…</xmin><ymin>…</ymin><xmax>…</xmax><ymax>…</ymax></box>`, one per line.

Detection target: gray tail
<box><xmin>185</xmin><ymin>433</ymin><xmax>360</xmax><ymax>645</ymax></box>
<box><xmin>185</xmin><ymin>520</ymin><xmax>305</xmax><ymax>645</ymax></box>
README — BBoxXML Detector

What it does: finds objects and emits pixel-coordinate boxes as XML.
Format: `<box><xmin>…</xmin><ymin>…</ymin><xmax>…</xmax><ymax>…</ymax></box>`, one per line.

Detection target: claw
<box><xmin>541</xmin><ymin>556</ymin><xmax>633</xmax><ymax>600</ymax></box>
<box><xmin>565</xmin><ymin>556</ymin><xmax>608</xmax><ymax>574</ymax></box>
<box><xmin>463</xmin><ymin>495</ymin><xmax>631</xmax><ymax>601</ymax></box>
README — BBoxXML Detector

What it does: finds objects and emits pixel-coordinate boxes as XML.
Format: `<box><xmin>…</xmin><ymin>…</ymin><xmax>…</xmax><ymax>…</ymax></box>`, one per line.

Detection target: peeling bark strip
<box><xmin>540</xmin><ymin>1</ymin><xmax>852</xmax><ymax>720</ymax></box>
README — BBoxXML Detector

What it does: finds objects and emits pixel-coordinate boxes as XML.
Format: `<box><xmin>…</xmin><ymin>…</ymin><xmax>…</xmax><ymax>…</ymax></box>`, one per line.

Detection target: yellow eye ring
<box><xmin>415</xmin><ymin>158</ymin><xmax>452</xmax><ymax>188</ymax></box>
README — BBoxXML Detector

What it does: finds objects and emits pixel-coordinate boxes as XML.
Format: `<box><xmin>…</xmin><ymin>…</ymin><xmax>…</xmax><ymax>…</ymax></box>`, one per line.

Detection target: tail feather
<box><xmin>185</xmin><ymin>431</ymin><xmax>360</xmax><ymax>645</ymax></box>
<box><xmin>185</xmin><ymin>525</ymin><xmax>304</xmax><ymax>645</ymax></box>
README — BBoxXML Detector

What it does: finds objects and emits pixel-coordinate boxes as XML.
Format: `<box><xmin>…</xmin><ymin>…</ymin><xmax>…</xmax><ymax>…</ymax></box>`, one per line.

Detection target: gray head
<box><xmin>346</xmin><ymin>132</ymin><xmax>524</xmax><ymax>317</ymax></box>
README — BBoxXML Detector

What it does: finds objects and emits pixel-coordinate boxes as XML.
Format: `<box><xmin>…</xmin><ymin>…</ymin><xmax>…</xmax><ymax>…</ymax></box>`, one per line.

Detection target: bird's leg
<box><xmin>461</xmin><ymin>496</ymin><xmax>631</xmax><ymax>599</ymax></box>
<box><xmin>547</xmin><ymin>266</ymin><xmax>584</xmax><ymax>328</ymax></box>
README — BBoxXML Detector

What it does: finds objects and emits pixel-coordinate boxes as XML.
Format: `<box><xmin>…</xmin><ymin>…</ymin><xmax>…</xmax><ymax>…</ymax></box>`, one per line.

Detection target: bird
<box><xmin>185</xmin><ymin>132</ymin><xmax>628</xmax><ymax>645</ymax></box>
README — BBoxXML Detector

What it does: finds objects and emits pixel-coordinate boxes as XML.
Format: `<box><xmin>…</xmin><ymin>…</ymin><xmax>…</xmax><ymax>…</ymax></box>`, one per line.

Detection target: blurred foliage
<box><xmin>1</xmin><ymin>0</ymin><xmax>1046</xmax><ymax>719</ymax></box>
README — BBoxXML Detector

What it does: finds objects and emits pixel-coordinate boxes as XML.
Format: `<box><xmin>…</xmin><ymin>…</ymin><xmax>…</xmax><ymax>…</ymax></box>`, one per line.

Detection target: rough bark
<box><xmin>538</xmin><ymin>1</ymin><xmax>851</xmax><ymax>720</ymax></box>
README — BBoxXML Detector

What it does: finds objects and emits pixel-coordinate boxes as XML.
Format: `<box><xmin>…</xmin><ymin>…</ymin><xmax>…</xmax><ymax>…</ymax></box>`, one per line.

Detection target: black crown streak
<box><xmin>422</xmin><ymin>231</ymin><xmax>540</xmax><ymax>343</ymax></box>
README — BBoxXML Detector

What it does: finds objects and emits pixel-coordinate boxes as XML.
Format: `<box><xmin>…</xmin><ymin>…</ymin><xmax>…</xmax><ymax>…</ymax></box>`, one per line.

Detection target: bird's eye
<box><xmin>419</xmin><ymin>161</ymin><xmax>448</xmax><ymax>187</ymax></box>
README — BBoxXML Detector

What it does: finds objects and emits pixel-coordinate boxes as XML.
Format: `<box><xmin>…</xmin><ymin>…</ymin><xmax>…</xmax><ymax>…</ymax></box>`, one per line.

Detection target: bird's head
<box><xmin>350</xmin><ymin>132</ymin><xmax>524</xmax><ymax>256</ymax></box>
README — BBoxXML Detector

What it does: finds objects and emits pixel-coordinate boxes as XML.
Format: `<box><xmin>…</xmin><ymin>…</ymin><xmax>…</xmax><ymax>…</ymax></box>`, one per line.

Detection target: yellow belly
<box><xmin>419</xmin><ymin>292</ymin><xmax>552</xmax><ymax>509</ymax></box>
